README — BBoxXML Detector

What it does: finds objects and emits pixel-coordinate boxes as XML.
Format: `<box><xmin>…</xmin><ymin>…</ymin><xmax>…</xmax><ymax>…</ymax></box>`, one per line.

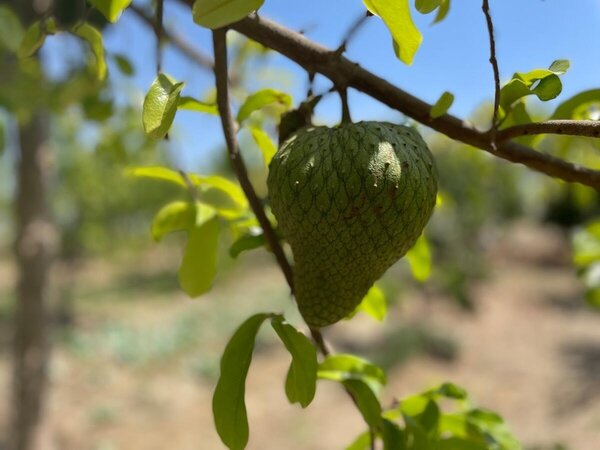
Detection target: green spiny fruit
<box><xmin>268</xmin><ymin>121</ymin><xmax>438</xmax><ymax>327</ymax></box>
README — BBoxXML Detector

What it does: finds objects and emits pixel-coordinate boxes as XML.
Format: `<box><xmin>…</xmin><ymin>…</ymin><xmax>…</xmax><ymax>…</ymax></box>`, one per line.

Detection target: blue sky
<box><xmin>46</xmin><ymin>0</ymin><xmax>600</xmax><ymax>171</ymax></box>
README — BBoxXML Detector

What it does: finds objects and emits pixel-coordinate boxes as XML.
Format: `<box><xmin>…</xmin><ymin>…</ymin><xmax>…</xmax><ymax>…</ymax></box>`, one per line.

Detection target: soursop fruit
<box><xmin>268</xmin><ymin>121</ymin><xmax>437</xmax><ymax>327</ymax></box>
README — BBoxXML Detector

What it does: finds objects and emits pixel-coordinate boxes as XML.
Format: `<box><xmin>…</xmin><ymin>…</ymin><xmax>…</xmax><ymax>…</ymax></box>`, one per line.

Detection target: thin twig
<box><xmin>309</xmin><ymin>327</ymin><xmax>331</xmax><ymax>356</ymax></box>
<box><xmin>155</xmin><ymin>0</ymin><xmax>164</xmax><ymax>73</ymax></box>
<box><xmin>482</xmin><ymin>0</ymin><xmax>501</xmax><ymax>147</ymax></box>
<box><xmin>226</xmin><ymin>13</ymin><xmax>600</xmax><ymax>189</ymax></box>
<box><xmin>336</xmin><ymin>10</ymin><xmax>373</xmax><ymax>55</ymax></box>
<box><xmin>130</xmin><ymin>4</ymin><xmax>213</xmax><ymax>70</ymax></box>
<box><xmin>212</xmin><ymin>28</ymin><xmax>295</xmax><ymax>291</ymax></box>
<box><xmin>497</xmin><ymin>120</ymin><xmax>600</xmax><ymax>142</ymax></box>
<box><xmin>178</xmin><ymin>170</ymin><xmax>200</xmax><ymax>201</ymax></box>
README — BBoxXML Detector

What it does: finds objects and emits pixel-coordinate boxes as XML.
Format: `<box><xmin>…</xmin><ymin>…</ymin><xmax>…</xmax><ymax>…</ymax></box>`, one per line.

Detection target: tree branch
<box><xmin>482</xmin><ymin>0</ymin><xmax>501</xmax><ymax>143</ymax></box>
<box><xmin>212</xmin><ymin>28</ymin><xmax>295</xmax><ymax>292</ymax></box>
<box><xmin>130</xmin><ymin>4</ymin><xmax>213</xmax><ymax>70</ymax></box>
<box><xmin>224</xmin><ymin>13</ymin><xmax>600</xmax><ymax>190</ymax></box>
<box><xmin>155</xmin><ymin>0</ymin><xmax>164</xmax><ymax>73</ymax></box>
<box><xmin>497</xmin><ymin>120</ymin><xmax>600</xmax><ymax>142</ymax></box>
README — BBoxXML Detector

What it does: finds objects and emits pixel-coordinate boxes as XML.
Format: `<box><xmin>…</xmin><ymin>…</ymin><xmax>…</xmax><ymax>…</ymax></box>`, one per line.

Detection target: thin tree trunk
<box><xmin>10</xmin><ymin>111</ymin><xmax>55</xmax><ymax>450</ymax></box>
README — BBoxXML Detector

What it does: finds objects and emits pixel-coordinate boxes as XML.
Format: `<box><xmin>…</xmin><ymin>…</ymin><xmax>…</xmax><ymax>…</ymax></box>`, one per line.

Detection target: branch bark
<box><xmin>226</xmin><ymin>14</ymin><xmax>600</xmax><ymax>189</ymax></box>
<box><xmin>12</xmin><ymin>112</ymin><xmax>55</xmax><ymax>450</ymax></box>
<box><xmin>497</xmin><ymin>120</ymin><xmax>600</xmax><ymax>142</ymax></box>
<box><xmin>211</xmin><ymin>28</ymin><xmax>295</xmax><ymax>291</ymax></box>
<box><xmin>482</xmin><ymin>0</ymin><xmax>501</xmax><ymax>138</ymax></box>
<box><xmin>130</xmin><ymin>4</ymin><xmax>213</xmax><ymax>70</ymax></box>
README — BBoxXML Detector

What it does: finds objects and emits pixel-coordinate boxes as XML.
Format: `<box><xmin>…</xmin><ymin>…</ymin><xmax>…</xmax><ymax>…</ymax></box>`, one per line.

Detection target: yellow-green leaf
<box><xmin>430</xmin><ymin>91</ymin><xmax>454</xmax><ymax>118</ymax></box>
<box><xmin>143</xmin><ymin>74</ymin><xmax>185</xmax><ymax>139</ymax></box>
<box><xmin>18</xmin><ymin>18</ymin><xmax>58</xmax><ymax>58</ymax></box>
<box><xmin>249</xmin><ymin>126</ymin><xmax>276</xmax><ymax>166</ymax></box>
<box><xmin>151</xmin><ymin>201</ymin><xmax>196</xmax><ymax>241</ymax></box>
<box><xmin>178</xmin><ymin>216</ymin><xmax>219</xmax><ymax>297</ymax></box>
<box><xmin>71</xmin><ymin>23</ymin><xmax>107</xmax><ymax>80</ymax></box>
<box><xmin>349</xmin><ymin>285</ymin><xmax>387</xmax><ymax>322</ymax></box>
<box><xmin>0</xmin><ymin>5</ymin><xmax>24</xmax><ymax>53</ymax></box>
<box><xmin>406</xmin><ymin>233</ymin><xmax>432</xmax><ymax>282</ymax></box>
<box><xmin>178</xmin><ymin>96</ymin><xmax>218</xmax><ymax>115</ymax></box>
<box><xmin>193</xmin><ymin>0</ymin><xmax>265</xmax><ymax>29</ymax></box>
<box><xmin>237</xmin><ymin>89</ymin><xmax>292</xmax><ymax>123</ymax></box>
<box><xmin>318</xmin><ymin>354</ymin><xmax>386</xmax><ymax>392</ymax></box>
<box><xmin>363</xmin><ymin>0</ymin><xmax>422</xmax><ymax>65</ymax></box>
<box><xmin>127</xmin><ymin>166</ymin><xmax>188</xmax><ymax>187</ymax></box>
<box><xmin>89</xmin><ymin>0</ymin><xmax>133</xmax><ymax>23</ymax></box>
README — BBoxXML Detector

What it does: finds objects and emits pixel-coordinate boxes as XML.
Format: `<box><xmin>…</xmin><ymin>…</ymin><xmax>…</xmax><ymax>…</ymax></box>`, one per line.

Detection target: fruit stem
<box><xmin>338</xmin><ymin>87</ymin><xmax>353</xmax><ymax>124</ymax></box>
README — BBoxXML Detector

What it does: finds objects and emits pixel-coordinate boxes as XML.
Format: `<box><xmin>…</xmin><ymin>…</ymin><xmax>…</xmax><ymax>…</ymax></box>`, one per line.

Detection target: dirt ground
<box><xmin>0</xmin><ymin>221</ymin><xmax>598</xmax><ymax>450</ymax></box>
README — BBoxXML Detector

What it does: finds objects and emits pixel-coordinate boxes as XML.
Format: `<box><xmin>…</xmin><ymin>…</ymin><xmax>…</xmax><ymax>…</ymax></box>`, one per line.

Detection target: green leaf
<box><xmin>419</xmin><ymin>399</ymin><xmax>440</xmax><ymax>433</ymax></box>
<box><xmin>318</xmin><ymin>354</ymin><xmax>387</xmax><ymax>391</ymax></box>
<box><xmin>249</xmin><ymin>126</ymin><xmax>277</xmax><ymax>166</ymax></box>
<box><xmin>382</xmin><ymin>418</ymin><xmax>405</xmax><ymax>450</ymax></box>
<box><xmin>130</xmin><ymin>167</ymin><xmax>248</xmax><ymax>217</ymax></box>
<box><xmin>229</xmin><ymin>232</ymin><xmax>266</xmax><ymax>258</ymax></box>
<box><xmin>213</xmin><ymin>313</ymin><xmax>271</xmax><ymax>450</ymax></box>
<box><xmin>437</xmin><ymin>438</ymin><xmax>488</xmax><ymax>450</ymax></box>
<box><xmin>550</xmin><ymin>89</ymin><xmax>600</xmax><ymax>120</ymax></box>
<box><xmin>151</xmin><ymin>201</ymin><xmax>196</xmax><ymax>241</ymax></box>
<box><xmin>192</xmin><ymin>174</ymin><xmax>249</xmax><ymax>213</ymax></box>
<box><xmin>430</xmin><ymin>91</ymin><xmax>454</xmax><ymax>118</ymax></box>
<box><xmin>178</xmin><ymin>96</ymin><xmax>218</xmax><ymax>115</ymax></box>
<box><xmin>271</xmin><ymin>317</ymin><xmax>317</xmax><ymax>408</ymax></box>
<box><xmin>71</xmin><ymin>23</ymin><xmax>107</xmax><ymax>80</ymax></box>
<box><xmin>532</xmin><ymin>74</ymin><xmax>562</xmax><ymax>101</ymax></box>
<box><xmin>585</xmin><ymin>288</ymin><xmax>600</xmax><ymax>309</ymax></box>
<box><xmin>112</xmin><ymin>53</ymin><xmax>134</xmax><ymax>76</ymax></box>
<box><xmin>193</xmin><ymin>0</ymin><xmax>265</xmax><ymax>29</ymax></box>
<box><xmin>572</xmin><ymin>221</ymin><xmax>600</xmax><ymax>267</ymax></box>
<box><xmin>237</xmin><ymin>89</ymin><xmax>292</xmax><ymax>123</ymax></box>
<box><xmin>406</xmin><ymin>233</ymin><xmax>432</xmax><ymax>282</ymax></box>
<box><xmin>128</xmin><ymin>166</ymin><xmax>188</xmax><ymax>187</ymax></box>
<box><xmin>18</xmin><ymin>18</ymin><xmax>58</xmax><ymax>58</ymax></box>
<box><xmin>349</xmin><ymin>285</ymin><xmax>387</xmax><ymax>321</ymax></box>
<box><xmin>345</xmin><ymin>431</ymin><xmax>372</xmax><ymax>450</ymax></box>
<box><xmin>0</xmin><ymin>5</ymin><xmax>24</xmax><ymax>53</ymax></box>
<box><xmin>143</xmin><ymin>74</ymin><xmax>185</xmax><ymax>139</ymax></box>
<box><xmin>343</xmin><ymin>379</ymin><xmax>382</xmax><ymax>429</ymax></box>
<box><xmin>88</xmin><ymin>0</ymin><xmax>133</xmax><ymax>23</ymax></box>
<box><xmin>500</xmin><ymin>60</ymin><xmax>570</xmax><ymax>112</ymax></box>
<box><xmin>434</xmin><ymin>382</ymin><xmax>468</xmax><ymax>400</ymax></box>
<box><xmin>178</xmin><ymin>216</ymin><xmax>219</xmax><ymax>297</ymax></box>
<box><xmin>363</xmin><ymin>0</ymin><xmax>422</xmax><ymax>65</ymax></box>
<box><xmin>415</xmin><ymin>0</ymin><xmax>442</xmax><ymax>14</ymax></box>
<box><xmin>433</xmin><ymin>0</ymin><xmax>450</xmax><ymax>23</ymax></box>
<box><xmin>548</xmin><ymin>59</ymin><xmax>570</xmax><ymax>74</ymax></box>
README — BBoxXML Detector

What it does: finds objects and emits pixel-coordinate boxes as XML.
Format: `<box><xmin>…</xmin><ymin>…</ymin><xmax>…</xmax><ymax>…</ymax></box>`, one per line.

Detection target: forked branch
<box><xmin>228</xmin><ymin>13</ymin><xmax>600</xmax><ymax>190</ymax></box>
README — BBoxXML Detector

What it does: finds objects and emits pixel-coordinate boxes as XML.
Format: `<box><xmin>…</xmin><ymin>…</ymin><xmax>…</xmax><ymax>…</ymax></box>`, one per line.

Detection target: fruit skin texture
<box><xmin>268</xmin><ymin>122</ymin><xmax>438</xmax><ymax>327</ymax></box>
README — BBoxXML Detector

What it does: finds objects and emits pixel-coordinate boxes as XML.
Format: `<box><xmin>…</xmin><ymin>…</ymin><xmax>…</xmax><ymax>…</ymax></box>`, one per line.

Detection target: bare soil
<box><xmin>0</xmin><ymin>221</ymin><xmax>598</xmax><ymax>450</ymax></box>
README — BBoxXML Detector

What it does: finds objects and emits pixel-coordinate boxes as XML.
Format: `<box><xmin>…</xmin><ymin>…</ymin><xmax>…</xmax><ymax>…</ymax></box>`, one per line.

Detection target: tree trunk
<box><xmin>10</xmin><ymin>111</ymin><xmax>55</xmax><ymax>450</ymax></box>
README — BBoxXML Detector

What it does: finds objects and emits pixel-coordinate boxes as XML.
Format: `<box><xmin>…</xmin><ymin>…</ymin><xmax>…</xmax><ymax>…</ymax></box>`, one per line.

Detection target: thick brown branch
<box><xmin>212</xmin><ymin>29</ymin><xmax>295</xmax><ymax>291</ymax></box>
<box><xmin>497</xmin><ymin>120</ymin><xmax>600</xmax><ymax>142</ymax></box>
<box><xmin>226</xmin><ymin>14</ymin><xmax>600</xmax><ymax>190</ymax></box>
<box><xmin>482</xmin><ymin>0</ymin><xmax>501</xmax><ymax>137</ymax></box>
<box><xmin>130</xmin><ymin>4</ymin><xmax>213</xmax><ymax>70</ymax></box>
